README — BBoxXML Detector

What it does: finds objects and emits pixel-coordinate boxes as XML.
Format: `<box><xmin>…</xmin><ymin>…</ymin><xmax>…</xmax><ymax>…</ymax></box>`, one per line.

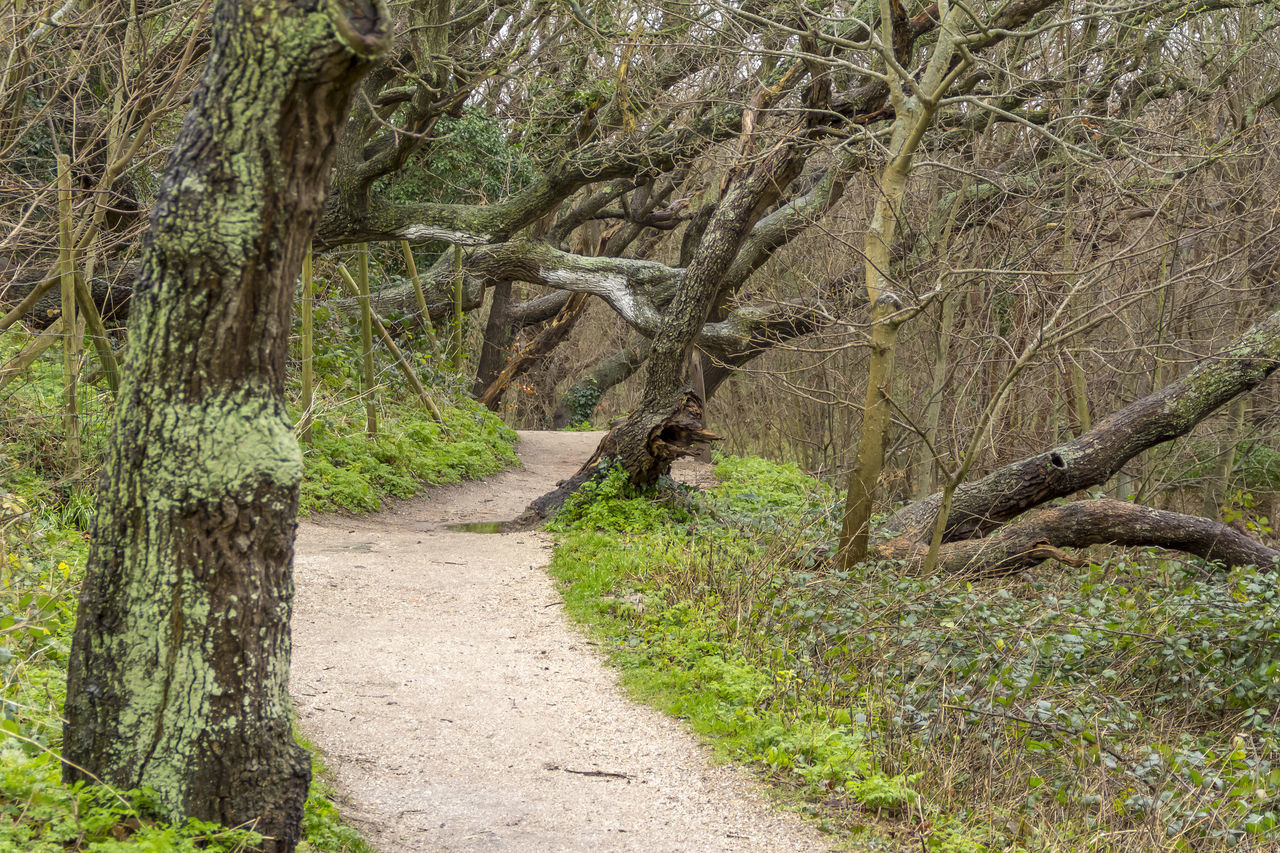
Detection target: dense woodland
<box><xmin>2</xmin><ymin>0</ymin><xmax>1280</xmax><ymax>850</ymax></box>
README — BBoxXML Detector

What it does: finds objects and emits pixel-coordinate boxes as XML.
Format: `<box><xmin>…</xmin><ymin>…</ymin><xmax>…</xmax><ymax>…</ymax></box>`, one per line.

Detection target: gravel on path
<box><xmin>291</xmin><ymin>430</ymin><xmax>838</xmax><ymax>852</ymax></box>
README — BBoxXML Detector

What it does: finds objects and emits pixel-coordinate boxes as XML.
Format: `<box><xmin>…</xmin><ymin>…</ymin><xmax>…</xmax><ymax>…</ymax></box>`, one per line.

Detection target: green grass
<box><xmin>294</xmin><ymin>732</ymin><xmax>374</xmax><ymax>853</ymax></box>
<box><xmin>0</xmin><ymin>481</ymin><xmax>400</xmax><ymax>852</ymax></box>
<box><xmin>0</xmin><ymin>333</ymin><xmax>518</xmax><ymax>850</ymax></box>
<box><xmin>545</xmin><ymin>463</ymin><xmax>932</xmax><ymax>845</ymax></box>
<box><xmin>298</xmin><ymin>395</ymin><xmax>518</xmax><ymax>514</ymax></box>
<box><xmin>0</xmin><ymin>497</ymin><xmax>272</xmax><ymax>852</ymax></box>
<box><xmin>545</xmin><ymin>453</ymin><xmax>1280</xmax><ymax>852</ymax></box>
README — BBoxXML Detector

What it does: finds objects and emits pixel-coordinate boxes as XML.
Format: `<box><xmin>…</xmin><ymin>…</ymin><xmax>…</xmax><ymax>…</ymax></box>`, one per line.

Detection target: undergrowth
<box><xmin>548</xmin><ymin>454</ymin><xmax>1280</xmax><ymax>852</ymax></box>
<box><xmin>0</xmin><ymin>479</ymin><xmax>382</xmax><ymax>852</ymax></box>
<box><xmin>298</xmin><ymin>394</ymin><xmax>517</xmax><ymax>514</ymax></box>
<box><xmin>0</xmin><ymin>331</ymin><xmax>517</xmax><ymax>851</ymax></box>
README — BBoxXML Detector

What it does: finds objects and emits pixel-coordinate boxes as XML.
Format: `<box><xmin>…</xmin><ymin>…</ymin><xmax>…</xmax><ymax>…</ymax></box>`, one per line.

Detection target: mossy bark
<box><xmin>879</xmin><ymin>498</ymin><xmax>1280</xmax><ymax>577</ymax></box>
<box><xmin>885</xmin><ymin>307</ymin><xmax>1280</xmax><ymax>545</ymax></box>
<box><xmin>63</xmin><ymin>3</ymin><xmax>389</xmax><ymax>851</ymax></box>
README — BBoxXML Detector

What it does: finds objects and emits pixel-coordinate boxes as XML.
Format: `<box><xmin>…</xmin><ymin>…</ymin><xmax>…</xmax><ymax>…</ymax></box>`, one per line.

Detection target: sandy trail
<box><xmin>291</xmin><ymin>430</ymin><xmax>836</xmax><ymax>852</ymax></box>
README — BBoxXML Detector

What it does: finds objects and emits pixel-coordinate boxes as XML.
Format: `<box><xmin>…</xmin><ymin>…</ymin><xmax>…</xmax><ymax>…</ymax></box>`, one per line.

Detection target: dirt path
<box><xmin>291</xmin><ymin>431</ymin><xmax>838</xmax><ymax>852</ymax></box>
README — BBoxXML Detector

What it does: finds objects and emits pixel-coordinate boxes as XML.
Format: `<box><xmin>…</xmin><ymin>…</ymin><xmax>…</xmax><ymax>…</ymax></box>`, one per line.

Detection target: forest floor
<box><xmin>290</xmin><ymin>430</ymin><xmax>838</xmax><ymax>853</ymax></box>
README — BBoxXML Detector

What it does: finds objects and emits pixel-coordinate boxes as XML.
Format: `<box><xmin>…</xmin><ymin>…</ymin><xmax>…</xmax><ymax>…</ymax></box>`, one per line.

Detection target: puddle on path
<box><xmin>445</xmin><ymin>520</ymin><xmax>513</xmax><ymax>534</ymax></box>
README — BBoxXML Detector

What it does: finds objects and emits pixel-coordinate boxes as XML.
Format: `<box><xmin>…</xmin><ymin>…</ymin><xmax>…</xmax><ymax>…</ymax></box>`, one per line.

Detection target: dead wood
<box><xmin>516</xmin><ymin>391</ymin><xmax>720</xmax><ymax>526</ymax></box>
<box><xmin>877</xmin><ymin>499</ymin><xmax>1280</xmax><ymax>576</ymax></box>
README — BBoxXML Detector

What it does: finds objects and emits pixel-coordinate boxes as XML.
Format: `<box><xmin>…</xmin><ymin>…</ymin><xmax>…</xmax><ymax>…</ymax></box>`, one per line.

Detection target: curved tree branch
<box><xmin>878</xmin><ymin>499</ymin><xmax>1280</xmax><ymax>576</ymax></box>
<box><xmin>886</xmin><ymin>304</ymin><xmax>1280</xmax><ymax>544</ymax></box>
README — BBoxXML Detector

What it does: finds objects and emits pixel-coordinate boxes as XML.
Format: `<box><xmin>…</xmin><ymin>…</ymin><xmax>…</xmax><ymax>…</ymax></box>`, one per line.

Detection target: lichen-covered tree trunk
<box><xmin>62</xmin><ymin>3</ymin><xmax>389</xmax><ymax>851</ymax></box>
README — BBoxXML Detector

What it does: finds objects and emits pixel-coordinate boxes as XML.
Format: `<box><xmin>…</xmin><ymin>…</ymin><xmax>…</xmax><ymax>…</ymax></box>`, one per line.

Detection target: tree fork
<box><xmin>522</xmin><ymin>142</ymin><xmax>804</xmax><ymax>519</ymax></box>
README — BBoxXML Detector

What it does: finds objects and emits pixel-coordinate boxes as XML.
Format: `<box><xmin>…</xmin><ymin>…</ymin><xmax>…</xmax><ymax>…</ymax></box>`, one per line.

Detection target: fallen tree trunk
<box><xmin>2</xmin><ymin>266</ymin><xmax>136</xmax><ymax>329</ymax></box>
<box><xmin>878</xmin><ymin>498</ymin><xmax>1280</xmax><ymax>576</ymax></box>
<box><xmin>886</xmin><ymin>307</ymin><xmax>1280</xmax><ymax>544</ymax></box>
<box><xmin>872</xmin><ymin>305</ymin><xmax>1280</xmax><ymax>575</ymax></box>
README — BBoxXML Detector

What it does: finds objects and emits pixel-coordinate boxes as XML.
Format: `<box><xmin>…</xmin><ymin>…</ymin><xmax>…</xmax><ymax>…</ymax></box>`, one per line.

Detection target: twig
<box><xmin>543</xmin><ymin>762</ymin><xmax>633</xmax><ymax>780</ymax></box>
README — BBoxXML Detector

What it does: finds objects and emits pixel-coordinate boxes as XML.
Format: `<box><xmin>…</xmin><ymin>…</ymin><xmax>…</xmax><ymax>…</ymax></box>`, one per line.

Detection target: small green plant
<box><xmin>559</xmin><ymin>420</ymin><xmax>597</xmax><ymax>432</ymax></box>
<box><xmin>547</xmin><ymin>463</ymin><xmax>693</xmax><ymax>534</ymax></box>
<box><xmin>295</xmin><ymin>732</ymin><xmax>375</xmax><ymax>853</ymax></box>
<box><xmin>560</xmin><ymin>379</ymin><xmax>602</xmax><ymax>428</ymax></box>
<box><xmin>845</xmin><ymin>773</ymin><xmax>921</xmax><ymax>815</ymax></box>
<box><xmin>1223</xmin><ymin>489</ymin><xmax>1274</xmax><ymax>537</ymax></box>
<box><xmin>0</xmin><ymin>749</ymin><xmax>264</xmax><ymax>852</ymax></box>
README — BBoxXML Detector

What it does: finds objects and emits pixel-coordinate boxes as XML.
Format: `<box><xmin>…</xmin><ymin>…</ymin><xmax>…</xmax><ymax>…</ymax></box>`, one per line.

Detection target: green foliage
<box><xmin>381</xmin><ymin>108</ymin><xmax>535</xmax><ymax>209</ymax></box>
<box><xmin>300</xmin><ymin>288</ymin><xmax>461</xmax><ymax>396</ymax></box>
<box><xmin>708</xmin><ymin>452</ymin><xmax>835</xmax><ymax>529</ymax></box>
<box><xmin>373</xmin><ymin>106</ymin><xmax>535</xmax><ymax>277</ymax></box>
<box><xmin>711</xmin><ymin>452</ymin><xmax>834</xmax><ymax>511</ymax></box>
<box><xmin>1233</xmin><ymin>442</ymin><xmax>1280</xmax><ymax>492</ymax></box>
<box><xmin>0</xmin><ymin>501</ymin><xmax>272</xmax><ymax>852</ymax></box>
<box><xmin>0</xmin><ymin>331</ymin><xmax>114</xmax><ymax>485</ymax></box>
<box><xmin>299</xmin><ymin>397</ymin><xmax>517</xmax><ymax>514</ymax></box>
<box><xmin>743</xmin><ymin>551</ymin><xmax>1280</xmax><ymax>847</ymax></box>
<box><xmin>0</xmin><ymin>750</ymin><xmax>263</xmax><ymax>852</ymax></box>
<box><xmin>561</xmin><ymin>378</ymin><xmax>602</xmax><ymax>427</ymax></box>
<box><xmin>546</xmin><ymin>464</ymin><xmax>693</xmax><ymax>533</ymax></box>
<box><xmin>845</xmin><ymin>773</ymin><xmax>922</xmax><ymax>815</ymax></box>
<box><xmin>547</xmin><ymin>451</ymin><xmax>1280</xmax><ymax>850</ymax></box>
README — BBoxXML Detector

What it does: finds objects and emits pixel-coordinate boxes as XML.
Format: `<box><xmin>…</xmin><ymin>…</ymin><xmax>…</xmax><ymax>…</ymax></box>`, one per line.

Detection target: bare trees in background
<box><xmin>4</xmin><ymin>0</ymin><xmax>1280</xmax><ymax>565</ymax></box>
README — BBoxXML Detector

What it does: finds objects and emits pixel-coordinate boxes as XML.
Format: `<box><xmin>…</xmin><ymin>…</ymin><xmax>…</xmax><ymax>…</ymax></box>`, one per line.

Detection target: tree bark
<box><xmin>879</xmin><ymin>499</ymin><xmax>1280</xmax><ymax>577</ymax></box>
<box><xmin>602</xmin><ymin>143</ymin><xmax>803</xmax><ymax>479</ymax></box>
<box><xmin>877</xmin><ymin>305</ymin><xmax>1280</xmax><ymax>575</ymax></box>
<box><xmin>553</xmin><ymin>338</ymin><xmax>651</xmax><ymax>427</ymax></box>
<box><xmin>62</xmin><ymin>3</ymin><xmax>388</xmax><ymax>852</ymax></box>
<box><xmin>522</xmin><ymin>390</ymin><xmax>720</xmax><ymax>522</ymax></box>
<box><xmin>472</xmin><ymin>280</ymin><xmax>514</xmax><ymax>397</ymax></box>
<box><xmin>885</xmin><ymin>306</ymin><xmax>1280</xmax><ymax>546</ymax></box>
<box><xmin>476</xmin><ymin>292</ymin><xmax>591</xmax><ymax>410</ymax></box>
<box><xmin>519</xmin><ymin>143</ymin><xmax>805</xmax><ymax>522</ymax></box>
